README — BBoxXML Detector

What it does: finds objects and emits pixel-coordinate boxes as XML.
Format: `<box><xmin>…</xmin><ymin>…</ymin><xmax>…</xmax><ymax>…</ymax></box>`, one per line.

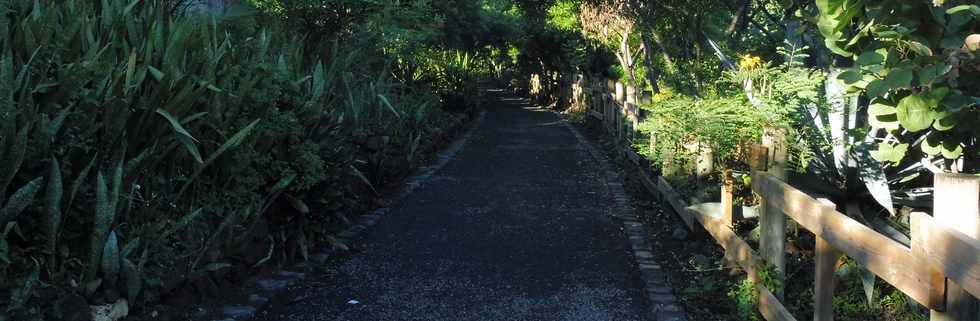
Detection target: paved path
<box><xmin>250</xmin><ymin>90</ymin><xmax>650</xmax><ymax>321</ymax></box>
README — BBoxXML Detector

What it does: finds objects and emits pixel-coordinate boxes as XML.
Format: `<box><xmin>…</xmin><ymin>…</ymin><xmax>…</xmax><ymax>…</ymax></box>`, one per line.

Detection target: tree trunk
<box><xmin>640</xmin><ymin>33</ymin><xmax>662</xmax><ymax>94</ymax></box>
<box><xmin>649</xmin><ymin>29</ymin><xmax>676</xmax><ymax>73</ymax></box>
<box><xmin>616</xmin><ymin>28</ymin><xmax>638</xmax><ymax>84</ymax></box>
<box><xmin>725</xmin><ymin>0</ymin><xmax>751</xmax><ymax>50</ymax></box>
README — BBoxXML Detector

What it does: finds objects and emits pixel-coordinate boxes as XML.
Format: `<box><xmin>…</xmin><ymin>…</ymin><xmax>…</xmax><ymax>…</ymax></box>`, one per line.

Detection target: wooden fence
<box><xmin>574</xmin><ymin>73</ymin><xmax>980</xmax><ymax>321</ymax></box>
<box><xmin>640</xmin><ymin>150</ymin><xmax>980</xmax><ymax>321</ymax></box>
<box><xmin>572</xmin><ymin>74</ymin><xmax>645</xmax><ymax>147</ymax></box>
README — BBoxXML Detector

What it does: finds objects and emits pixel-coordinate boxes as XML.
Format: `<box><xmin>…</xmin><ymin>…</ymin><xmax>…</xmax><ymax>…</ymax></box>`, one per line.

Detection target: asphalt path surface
<box><xmin>249</xmin><ymin>90</ymin><xmax>649</xmax><ymax>321</ymax></box>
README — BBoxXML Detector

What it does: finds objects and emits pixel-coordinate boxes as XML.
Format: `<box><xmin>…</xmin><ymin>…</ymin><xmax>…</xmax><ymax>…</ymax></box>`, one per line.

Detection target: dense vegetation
<box><xmin>1</xmin><ymin>0</ymin><xmax>977</xmax><ymax>320</ymax></box>
<box><xmin>0</xmin><ymin>0</ymin><xmax>529</xmax><ymax>319</ymax></box>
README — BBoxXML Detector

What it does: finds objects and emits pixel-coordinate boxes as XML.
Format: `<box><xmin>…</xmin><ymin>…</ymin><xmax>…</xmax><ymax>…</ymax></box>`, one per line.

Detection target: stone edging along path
<box><xmin>206</xmin><ymin>110</ymin><xmax>488</xmax><ymax>321</ymax></box>
<box><xmin>559</xmin><ymin>120</ymin><xmax>690</xmax><ymax>321</ymax></box>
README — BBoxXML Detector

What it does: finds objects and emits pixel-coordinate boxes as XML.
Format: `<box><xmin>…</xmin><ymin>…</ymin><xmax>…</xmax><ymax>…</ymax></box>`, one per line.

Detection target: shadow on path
<box><xmin>249</xmin><ymin>89</ymin><xmax>649</xmax><ymax>321</ymax></box>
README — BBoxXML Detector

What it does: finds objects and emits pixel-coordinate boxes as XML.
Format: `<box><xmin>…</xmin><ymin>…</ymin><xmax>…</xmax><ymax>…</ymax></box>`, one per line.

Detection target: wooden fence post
<box><xmin>616</xmin><ymin>95</ymin><xmax>624</xmax><ymax>142</ymax></box>
<box><xmin>760</xmin><ymin>128</ymin><xmax>788</xmax><ymax>298</ymax></box>
<box><xmin>624</xmin><ymin>102</ymin><xmax>636</xmax><ymax>142</ymax></box>
<box><xmin>814</xmin><ymin>198</ymin><xmax>841</xmax><ymax>321</ymax></box>
<box><xmin>762</xmin><ymin>128</ymin><xmax>788</xmax><ymax>180</ymax></box>
<box><xmin>615</xmin><ymin>82</ymin><xmax>625</xmax><ymax>104</ymax></box>
<box><xmin>606</xmin><ymin>94</ymin><xmax>614</xmax><ymax>133</ymax></box>
<box><xmin>625</xmin><ymin>85</ymin><xmax>638</xmax><ymax>141</ymax></box>
<box><xmin>721</xmin><ymin>169</ymin><xmax>735</xmax><ymax>228</ymax></box>
<box><xmin>748</xmin><ymin>144</ymin><xmax>769</xmax><ymax>172</ymax></box>
<box><xmin>604</xmin><ymin>94</ymin><xmax>616</xmax><ymax>132</ymax></box>
<box><xmin>694</xmin><ymin>142</ymin><xmax>713</xmax><ymax>178</ymax></box>
<box><xmin>626</xmin><ymin>85</ymin><xmax>637</xmax><ymax>105</ymax></box>
<box><xmin>930</xmin><ymin>173</ymin><xmax>980</xmax><ymax>321</ymax></box>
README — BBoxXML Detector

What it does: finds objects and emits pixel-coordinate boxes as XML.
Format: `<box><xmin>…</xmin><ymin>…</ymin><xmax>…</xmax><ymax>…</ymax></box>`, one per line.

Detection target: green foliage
<box><xmin>546</xmin><ymin>0</ymin><xmax>580</xmax><ymax>31</ymax></box>
<box><xmin>833</xmin><ymin>259</ymin><xmax>929</xmax><ymax>321</ymax></box>
<box><xmin>638</xmin><ymin>93</ymin><xmax>762</xmax><ymax>172</ymax></box>
<box><xmin>728</xmin><ymin>278</ymin><xmax>762</xmax><ymax>321</ymax></box>
<box><xmin>43</xmin><ymin>159</ymin><xmax>62</xmax><ymax>263</ymax></box>
<box><xmin>817</xmin><ymin>0</ymin><xmax>979</xmax><ymax>166</ymax></box>
<box><xmin>727</xmin><ymin>43</ymin><xmax>826</xmax><ymax>128</ymax></box>
<box><xmin>723</xmin><ymin>262</ymin><xmax>782</xmax><ymax>321</ymax></box>
<box><xmin>0</xmin><ymin>178</ymin><xmax>44</xmax><ymax>227</ymax></box>
<box><xmin>7</xmin><ymin>260</ymin><xmax>39</xmax><ymax>313</ymax></box>
<box><xmin>0</xmin><ymin>0</ymin><xmax>485</xmax><ymax>317</ymax></box>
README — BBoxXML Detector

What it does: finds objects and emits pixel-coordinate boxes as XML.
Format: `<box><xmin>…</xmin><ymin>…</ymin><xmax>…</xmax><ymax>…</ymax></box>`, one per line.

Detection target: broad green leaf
<box><xmin>868</xmin><ymin>103</ymin><xmax>899</xmax><ymax>130</ymax></box>
<box><xmin>0</xmin><ymin>125</ymin><xmax>30</xmax><ymax>198</ymax></box>
<box><xmin>896</xmin><ymin>94</ymin><xmax>936</xmax><ymax>132</ymax></box>
<box><xmin>190</xmin><ymin>262</ymin><xmax>233</xmax><ymax>279</ymax></box>
<box><xmin>378</xmin><ymin>94</ymin><xmax>401</xmax><ymax>118</ymax></box>
<box><xmin>947</xmin><ymin>5</ymin><xmax>980</xmax><ymax>15</ymax></box>
<box><xmin>160</xmin><ymin>208</ymin><xmax>203</xmax><ymax>240</ymax></box>
<box><xmin>854</xmin><ymin>144</ymin><xmax>895</xmax><ymax>214</ymax></box>
<box><xmin>102</xmin><ymin>231</ymin><xmax>120</xmax><ymax>285</ymax></box>
<box><xmin>38</xmin><ymin>107</ymin><xmax>71</xmax><ymax>157</ymax></box>
<box><xmin>67</xmin><ymin>155</ymin><xmax>97</xmax><ymax>212</ymax></box>
<box><xmin>123</xmin><ymin>258</ymin><xmax>141</xmax><ymax>301</ymax></box>
<box><xmin>883</xmin><ymin>67</ymin><xmax>913</xmax><ymax>89</ymax></box>
<box><xmin>200</xmin><ymin>262</ymin><xmax>231</xmax><ymax>272</ymax></box>
<box><xmin>860</xmin><ymin>268</ymin><xmax>875</xmax><ymax>305</ymax></box>
<box><xmin>177</xmin><ymin>119</ymin><xmax>261</xmax><ymax>198</ymax></box>
<box><xmin>121</xmin><ymin>237</ymin><xmax>140</xmax><ymax>257</ymax></box>
<box><xmin>941</xmin><ymin>140</ymin><xmax>963</xmax><ymax>159</ymax></box>
<box><xmin>284</xmin><ymin>194</ymin><xmax>309</xmax><ymax>214</ymax></box>
<box><xmin>312</xmin><ymin>62</ymin><xmax>325</xmax><ymax>98</ymax></box>
<box><xmin>125</xmin><ymin>51</ymin><xmax>136</xmax><ymax>90</ymax></box>
<box><xmin>45</xmin><ymin>158</ymin><xmax>62</xmax><ymax>258</ymax></box>
<box><xmin>124</xmin><ymin>147</ymin><xmax>153</xmax><ymax>178</ymax></box>
<box><xmin>856</xmin><ymin>50</ymin><xmax>884</xmax><ymax>66</ymax></box>
<box><xmin>933</xmin><ymin>111</ymin><xmax>958</xmax><ymax>131</ymax></box>
<box><xmin>869</xmin><ymin>143</ymin><xmax>908</xmax><ymax>164</ymax></box>
<box><xmin>868</xmin><ymin>103</ymin><xmax>896</xmax><ymax>116</ymax></box>
<box><xmin>326</xmin><ymin>235</ymin><xmax>349</xmax><ymax>251</ymax></box>
<box><xmin>942</xmin><ymin>93</ymin><xmax>974</xmax><ymax>113</ymax></box>
<box><xmin>869</xmin><ymin>113</ymin><xmax>899</xmax><ymax>130</ymax></box>
<box><xmin>7</xmin><ymin>260</ymin><xmax>39</xmax><ymax>312</ymax></box>
<box><xmin>816</xmin><ymin>0</ymin><xmax>864</xmax><ymax>57</ymax></box>
<box><xmin>123</xmin><ymin>0</ymin><xmax>141</xmax><ymax>15</ymax></box>
<box><xmin>147</xmin><ymin>66</ymin><xmax>165</xmax><ymax>82</ymax></box>
<box><xmin>0</xmin><ymin>177</ymin><xmax>44</xmax><ymax>227</ymax></box>
<box><xmin>918</xmin><ymin>64</ymin><xmax>947</xmax><ymax>85</ymax></box>
<box><xmin>866</xmin><ymin>79</ymin><xmax>887</xmax><ymax>98</ymax></box>
<box><xmin>268</xmin><ymin>173</ymin><xmax>296</xmax><ymax>196</ymax></box>
<box><xmin>837</xmin><ymin>69</ymin><xmax>864</xmax><ymax>84</ymax></box>
<box><xmin>109</xmin><ymin>161</ymin><xmax>123</xmax><ymax>219</ymax></box>
<box><xmin>157</xmin><ymin>109</ymin><xmax>204</xmax><ymax>164</ymax></box>
<box><xmin>86</xmin><ymin>172</ymin><xmax>114</xmax><ymax>282</ymax></box>
<box><xmin>927</xmin><ymin>87</ymin><xmax>950</xmax><ymax>108</ymax></box>
<box><xmin>350</xmin><ymin>165</ymin><xmax>376</xmax><ymax>193</ymax></box>
<box><xmin>906</xmin><ymin>41</ymin><xmax>932</xmax><ymax>56</ymax></box>
<box><xmin>921</xmin><ymin>136</ymin><xmax>942</xmax><ymax>156</ymax></box>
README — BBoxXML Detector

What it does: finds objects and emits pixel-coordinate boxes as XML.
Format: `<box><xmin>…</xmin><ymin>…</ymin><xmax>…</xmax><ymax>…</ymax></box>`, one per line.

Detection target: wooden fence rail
<box><xmin>644</xmin><ymin>167</ymin><xmax>980</xmax><ymax>321</ymax></box>
<box><xmin>576</xmin><ymin>74</ymin><xmax>646</xmax><ymax>146</ymax></box>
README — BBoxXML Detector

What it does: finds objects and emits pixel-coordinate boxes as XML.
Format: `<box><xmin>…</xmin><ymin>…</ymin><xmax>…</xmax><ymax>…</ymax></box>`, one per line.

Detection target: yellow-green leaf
<box><xmin>896</xmin><ymin>94</ymin><xmax>936</xmax><ymax>132</ymax></box>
